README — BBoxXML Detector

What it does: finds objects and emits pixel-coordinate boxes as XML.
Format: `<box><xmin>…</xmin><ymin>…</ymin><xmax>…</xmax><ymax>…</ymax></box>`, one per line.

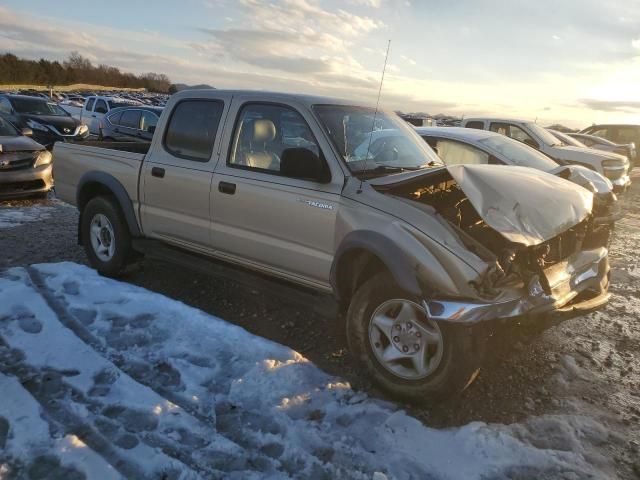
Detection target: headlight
<box><xmin>78</xmin><ymin>124</ymin><xmax>88</xmax><ymax>134</ymax></box>
<box><xmin>26</xmin><ymin>119</ymin><xmax>50</xmax><ymax>132</ymax></box>
<box><xmin>602</xmin><ymin>159</ymin><xmax>624</xmax><ymax>168</ymax></box>
<box><xmin>33</xmin><ymin>150</ymin><xmax>52</xmax><ymax>167</ymax></box>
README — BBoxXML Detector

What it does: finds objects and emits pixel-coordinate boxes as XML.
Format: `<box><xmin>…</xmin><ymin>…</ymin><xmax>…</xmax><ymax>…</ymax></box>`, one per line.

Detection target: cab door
<box><xmin>140</xmin><ymin>92</ymin><xmax>232</xmax><ymax>250</ymax></box>
<box><xmin>209</xmin><ymin>98</ymin><xmax>343</xmax><ymax>288</ymax></box>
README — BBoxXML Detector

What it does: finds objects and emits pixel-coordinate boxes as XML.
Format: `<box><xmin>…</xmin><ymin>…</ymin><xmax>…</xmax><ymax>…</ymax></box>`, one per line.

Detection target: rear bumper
<box><xmin>0</xmin><ymin>164</ymin><xmax>53</xmax><ymax>198</ymax></box>
<box><xmin>423</xmin><ymin>247</ymin><xmax>609</xmax><ymax>324</ymax></box>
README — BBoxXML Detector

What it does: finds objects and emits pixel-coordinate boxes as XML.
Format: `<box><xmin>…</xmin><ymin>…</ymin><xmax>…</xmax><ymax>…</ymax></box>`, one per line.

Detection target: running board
<box><xmin>131</xmin><ymin>239</ymin><xmax>338</xmax><ymax>318</ymax></box>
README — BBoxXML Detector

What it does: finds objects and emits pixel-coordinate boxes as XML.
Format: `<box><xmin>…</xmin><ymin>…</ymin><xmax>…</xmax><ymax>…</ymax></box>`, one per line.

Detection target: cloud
<box><xmin>349</xmin><ymin>0</ymin><xmax>383</xmax><ymax>7</ymax></box>
<box><xmin>578</xmin><ymin>98</ymin><xmax>640</xmax><ymax>112</ymax></box>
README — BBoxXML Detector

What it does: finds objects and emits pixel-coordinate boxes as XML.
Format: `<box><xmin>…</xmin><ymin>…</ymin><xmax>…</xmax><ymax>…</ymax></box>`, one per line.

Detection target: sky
<box><xmin>1</xmin><ymin>0</ymin><xmax>640</xmax><ymax>128</ymax></box>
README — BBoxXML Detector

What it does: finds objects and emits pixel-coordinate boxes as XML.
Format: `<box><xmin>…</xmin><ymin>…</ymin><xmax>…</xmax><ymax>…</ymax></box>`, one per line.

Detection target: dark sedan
<box><xmin>0</xmin><ymin>94</ymin><xmax>89</xmax><ymax>149</ymax></box>
<box><xmin>0</xmin><ymin>116</ymin><xmax>53</xmax><ymax>198</ymax></box>
<box><xmin>580</xmin><ymin>124</ymin><xmax>639</xmax><ymax>168</ymax></box>
<box><xmin>569</xmin><ymin>132</ymin><xmax>636</xmax><ymax>168</ymax></box>
<box><xmin>100</xmin><ymin>106</ymin><xmax>163</xmax><ymax>142</ymax></box>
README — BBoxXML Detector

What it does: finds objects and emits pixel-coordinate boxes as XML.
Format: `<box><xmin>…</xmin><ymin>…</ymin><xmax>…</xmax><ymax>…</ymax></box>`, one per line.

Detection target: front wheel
<box><xmin>346</xmin><ymin>273</ymin><xmax>483</xmax><ymax>402</ymax></box>
<box><xmin>81</xmin><ymin>196</ymin><xmax>132</xmax><ymax>277</ymax></box>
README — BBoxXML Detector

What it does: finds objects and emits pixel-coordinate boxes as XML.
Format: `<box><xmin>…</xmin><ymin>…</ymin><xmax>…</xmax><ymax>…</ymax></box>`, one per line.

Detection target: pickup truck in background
<box><xmin>53</xmin><ymin>90</ymin><xmax>611</xmax><ymax>401</ymax></box>
<box><xmin>462</xmin><ymin>117</ymin><xmax>631</xmax><ymax>192</ymax></box>
<box><xmin>62</xmin><ymin>96</ymin><xmax>142</xmax><ymax>135</ymax></box>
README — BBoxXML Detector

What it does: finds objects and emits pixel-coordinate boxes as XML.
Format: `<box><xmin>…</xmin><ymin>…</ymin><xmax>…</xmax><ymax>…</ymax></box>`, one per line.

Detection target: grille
<box><xmin>0</xmin><ymin>152</ymin><xmax>35</xmax><ymax>171</ymax></box>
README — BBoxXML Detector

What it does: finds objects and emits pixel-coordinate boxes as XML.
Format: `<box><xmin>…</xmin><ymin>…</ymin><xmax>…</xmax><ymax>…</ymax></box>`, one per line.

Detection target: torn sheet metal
<box><xmin>446</xmin><ymin>164</ymin><xmax>593</xmax><ymax>246</ymax></box>
<box><xmin>549</xmin><ymin>164</ymin><xmax>613</xmax><ymax>195</ymax></box>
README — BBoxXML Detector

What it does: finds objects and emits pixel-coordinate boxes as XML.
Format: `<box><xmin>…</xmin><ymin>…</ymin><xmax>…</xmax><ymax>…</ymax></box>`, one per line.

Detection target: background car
<box><xmin>580</xmin><ymin>124</ymin><xmax>639</xmax><ymax>167</ymax></box>
<box><xmin>0</xmin><ymin>94</ymin><xmax>89</xmax><ymax>149</ymax></box>
<box><xmin>0</xmin><ymin>115</ymin><xmax>53</xmax><ymax>198</ymax></box>
<box><xmin>569</xmin><ymin>132</ymin><xmax>636</xmax><ymax>168</ymax></box>
<box><xmin>100</xmin><ymin>106</ymin><xmax>163</xmax><ymax>142</ymax></box>
<box><xmin>462</xmin><ymin>117</ymin><xmax>631</xmax><ymax>192</ymax></box>
<box><xmin>79</xmin><ymin>95</ymin><xmax>143</xmax><ymax>134</ymax></box>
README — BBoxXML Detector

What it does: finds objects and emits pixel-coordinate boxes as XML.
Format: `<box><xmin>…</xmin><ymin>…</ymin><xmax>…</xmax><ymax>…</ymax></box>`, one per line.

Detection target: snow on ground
<box><xmin>0</xmin><ymin>262</ymin><xmax>617</xmax><ymax>479</ymax></box>
<box><xmin>0</xmin><ymin>205</ymin><xmax>54</xmax><ymax>229</ymax></box>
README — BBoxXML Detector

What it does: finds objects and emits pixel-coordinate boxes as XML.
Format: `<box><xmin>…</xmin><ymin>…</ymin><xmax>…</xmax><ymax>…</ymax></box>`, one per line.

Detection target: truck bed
<box><xmin>52</xmin><ymin>141</ymin><xmax>146</xmax><ymax>209</ymax></box>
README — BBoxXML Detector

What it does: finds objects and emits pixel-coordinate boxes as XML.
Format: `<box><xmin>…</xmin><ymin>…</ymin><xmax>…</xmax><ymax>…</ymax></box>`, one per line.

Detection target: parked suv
<box><xmin>462</xmin><ymin>118</ymin><xmax>631</xmax><ymax>192</ymax></box>
<box><xmin>0</xmin><ymin>94</ymin><xmax>89</xmax><ymax>149</ymax></box>
<box><xmin>101</xmin><ymin>106</ymin><xmax>163</xmax><ymax>142</ymax></box>
<box><xmin>53</xmin><ymin>90</ymin><xmax>611</xmax><ymax>401</ymax></box>
<box><xmin>580</xmin><ymin>124</ymin><xmax>639</xmax><ymax>168</ymax></box>
<box><xmin>0</xmin><ymin>115</ymin><xmax>52</xmax><ymax>198</ymax></box>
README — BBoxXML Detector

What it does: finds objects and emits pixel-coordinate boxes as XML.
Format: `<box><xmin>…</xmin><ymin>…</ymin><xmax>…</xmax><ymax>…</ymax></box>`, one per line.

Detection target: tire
<box><xmin>346</xmin><ymin>272</ymin><xmax>484</xmax><ymax>402</ymax></box>
<box><xmin>81</xmin><ymin>196</ymin><xmax>132</xmax><ymax>277</ymax></box>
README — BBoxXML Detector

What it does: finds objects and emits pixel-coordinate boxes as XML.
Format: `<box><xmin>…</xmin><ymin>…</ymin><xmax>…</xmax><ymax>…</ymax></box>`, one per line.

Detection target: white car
<box><xmin>461</xmin><ymin>117</ymin><xmax>631</xmax><ymax>192</ymax></box>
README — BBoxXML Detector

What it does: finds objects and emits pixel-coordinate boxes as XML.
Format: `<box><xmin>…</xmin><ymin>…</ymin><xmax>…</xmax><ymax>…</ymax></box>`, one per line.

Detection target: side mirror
<box><xmin>280</xmin><ymin>148</ymin><xmax>330</xmax><ymax>183</ymax></box>
<box><xmin>21</xmin><ymin>127</ymin><xmax>33</xmax><ymax>137</ymax></box>
<box><xmin>523</xmin><ymin>138</ymin><xmax>539</xmax><ymax>149</ymax></box>
<box><xmin>147</xmin><ymin>125</ymin><xmax>156</xmax><ymax>134</ymax></box>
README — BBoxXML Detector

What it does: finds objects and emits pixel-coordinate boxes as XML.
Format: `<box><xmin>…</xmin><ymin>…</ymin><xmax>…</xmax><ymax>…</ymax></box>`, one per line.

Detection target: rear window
<box><xmin>163</xmin><ymin>100</ymin><xmax>224</xmax><ymax>162</ymax></box>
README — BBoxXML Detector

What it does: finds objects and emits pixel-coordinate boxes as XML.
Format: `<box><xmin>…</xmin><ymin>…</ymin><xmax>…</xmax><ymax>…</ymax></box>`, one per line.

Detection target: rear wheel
<box><xmin>346</xmin><ymin>272</ymin><xmax>483</xmax><ymax>402</ymax></box>
<box><xmin>82</xmin><ymin>196</ymin><xmax>132</xmax><ymax>277</ymax></box>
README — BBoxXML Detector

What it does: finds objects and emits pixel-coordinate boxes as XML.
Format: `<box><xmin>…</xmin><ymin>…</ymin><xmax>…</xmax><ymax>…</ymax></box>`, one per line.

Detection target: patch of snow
<box><xmin>0</xmin><ymin>262</ymin><xmax>617</xmax><ymax>479</ymax></box>
<box><xmin>0</xmin><ymin>205</ymin><xmax>54</xmax><ymax>229</ymax></box>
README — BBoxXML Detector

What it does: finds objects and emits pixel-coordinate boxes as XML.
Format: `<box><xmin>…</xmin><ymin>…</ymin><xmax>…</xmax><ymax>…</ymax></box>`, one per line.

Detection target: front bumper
<box><xmin>423</xmin><ymin>247</ymin><xmax>609</xmax><ymax>324</ymax></box>
<box><xmin>610</xmin><ymin>174</ymin><xmax>631</xmax><ymax>193</ymax></box>
<box><xmin>0</xmin><ymin>164</ymin><xmax>53</xmax><ymax>198</ymax></box>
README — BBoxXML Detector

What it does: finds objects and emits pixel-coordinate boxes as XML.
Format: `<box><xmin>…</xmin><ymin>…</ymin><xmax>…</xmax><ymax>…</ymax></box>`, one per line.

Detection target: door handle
<box><xmin>151</xmin><ymin>167</ymin><xmax>165</xmax><ymax>178</ymax></box>
<box><xmin>92</xmin><ymin>114</ymin><xmax>97</xmax><ymax>118</ymax></box>
<box><xmin>218</xmin><ymin>181</ymin><xmax>236</xmax><ymax>194</ymax></box>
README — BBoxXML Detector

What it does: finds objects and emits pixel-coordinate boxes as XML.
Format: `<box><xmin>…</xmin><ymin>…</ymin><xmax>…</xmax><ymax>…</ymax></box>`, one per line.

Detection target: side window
<box><xmin>489</xmin><ymin>122</ymin><xmax>509</xmax><ymax>135</ymax></box>
<box><xmin>0</xmin><ymin>98</ymin><xmax>12</xmax><ymax>114</ymax></box>
<box><xmin>229</xmin><ymin>103</ymin><xmax>323</xmax><ymax>177</ymax></box>
<box><xmin>507</xmin><ymin>125</ymin><xmax>534</xmax><ymax>144</ymax></box>
<box><xmin>140</xmin><ymin>111</ymin><xmax>158</xmax><ymax>133</ymax></box>
<box><xmin>616</xmin><ymin>127</ymin><xmax>637</xmax><ymax>144</ymax></box>
<box><xmin>107</xmin><ymin>111</ymin><xmax>122</xmax><ymax>126</ymax></box>
<box><xmin>85</xmin><ymin>98</ymin><xmax>95</xmax><ymax>111</ymax></box>
<box><xmin>94</xmin><ymin>100</ymin><xmax>108</xmax><ymax>114</ymax></box>
<box><xmin>434</xmin><ymin>139</ymin><xmax>489</xmax><ymax>165</ymax></box>
<box><xmin>465</xmin><ymin>121</ymin><xmax>484</xmax><ymax>130</ymax></box>
<box><xmin>164</xmin><ymin>100</ymin><xmax>224</xmax><ymax>162</ymax></box>
<box><xmin>120</xmin><ymin>110</ymin><xmax>141</xmax><ymax>129</ymax></box>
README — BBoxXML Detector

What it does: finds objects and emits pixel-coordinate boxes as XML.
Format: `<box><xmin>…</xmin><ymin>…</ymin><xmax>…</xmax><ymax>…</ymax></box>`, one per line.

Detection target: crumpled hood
<box><xmin>446</xmin><ymin>164</ymin><xmax>593</xmax><ymax>246</ymax></box>
<box><xmin>549</xmin><ymin>164</ymin><xmax>613</xmax><ymax>195</ymax></box>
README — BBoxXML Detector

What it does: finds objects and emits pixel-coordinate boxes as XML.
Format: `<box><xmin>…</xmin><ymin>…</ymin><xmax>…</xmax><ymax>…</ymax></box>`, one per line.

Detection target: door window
<box><xmin>140</xmin><ymin>111</ymin><xmax>158</xmax><ymax>133</ymax></box>
<box><xmin>430</xmin><ymin>138</ymin><xmax>490</xmax><ymax>165</ymax></box>
<box><xmin>85</xmin><ymin>98</ymin><xmax>95</xmax><ymax>111</ymax></box>
<box><xmin>0</xmin><ymin>98</ymin><xmax>12</xmax><ymax>114</ymax></box>
<box><xmin>163</xmin><ymin>100</ymin><xmax>224</xmax><ymax>162</ymax></box>
<box><xmin>490</xmin><ymin>122</ymin><xmax>535</xmax><ymax>145</ymax></box>
<box><xmin>465</xmin><ymin>121</ymin><xmax>484</xmax><ymax>130</ymax></box>
<box><xmin>120</xmin><ymin>110</ymin><xmax>141</xmax><ymax>129</ymax></box>
<box><xmin>94</xmin><ymin>100</ymin><xmax>108</xmax><ymax>114</ymax></box>
<box><xmin>229</xmin><ymin>103</ymin><xmax>322</xmax><ymax>176</ymax></box>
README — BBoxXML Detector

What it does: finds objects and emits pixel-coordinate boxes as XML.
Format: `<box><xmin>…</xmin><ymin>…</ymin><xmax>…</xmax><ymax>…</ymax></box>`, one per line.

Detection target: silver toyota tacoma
<box><xmin>53</xmin><ymin>90</ymin><xmax>611</xmax><ymax>401</ymax></box>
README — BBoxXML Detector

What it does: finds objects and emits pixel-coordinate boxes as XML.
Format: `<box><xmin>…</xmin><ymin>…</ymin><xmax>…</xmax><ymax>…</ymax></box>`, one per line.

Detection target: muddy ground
<box><xmin>1</xmin><ymin>173</ymin><xmax>639</xmax><ymax>479</ymax></box>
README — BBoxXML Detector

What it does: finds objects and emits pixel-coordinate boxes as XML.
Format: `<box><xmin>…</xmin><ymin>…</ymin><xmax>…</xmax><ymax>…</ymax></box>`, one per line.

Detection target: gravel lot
<box><xmin>1</xmin><ymin>175</ymin><xmax>639</xmax><ymax>479</ymax></box>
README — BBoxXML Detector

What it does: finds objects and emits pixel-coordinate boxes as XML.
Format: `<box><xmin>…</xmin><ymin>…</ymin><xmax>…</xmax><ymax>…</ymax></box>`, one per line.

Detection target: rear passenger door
<box><xmin>140</xmin><ymin>93</ymin><xmax>232</xmax><ymax>249</ymax></box>
<box><xmin>209</xmin><ymin>98</ymin><xmax>343</xmax><ymax>288</ymax></box>
<box><xmin>118</xmin><ymin>109</ymin><xmax>143</xmax><ymax>141</ymax></box>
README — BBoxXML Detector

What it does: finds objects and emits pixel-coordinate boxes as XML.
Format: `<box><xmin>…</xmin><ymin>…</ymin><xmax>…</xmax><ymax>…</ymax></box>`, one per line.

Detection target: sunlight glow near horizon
<box><xmin>1</xmin><ymin>0</ymin><xmax>640</xmax><ymax>128</ymax></box>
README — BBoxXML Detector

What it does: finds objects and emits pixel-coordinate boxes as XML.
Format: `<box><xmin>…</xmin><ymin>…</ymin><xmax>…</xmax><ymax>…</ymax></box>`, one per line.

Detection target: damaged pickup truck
<box><xmin>53</xmin><ymin>90</ymin><xmax>611</xmax><ymax>401</ymax></box>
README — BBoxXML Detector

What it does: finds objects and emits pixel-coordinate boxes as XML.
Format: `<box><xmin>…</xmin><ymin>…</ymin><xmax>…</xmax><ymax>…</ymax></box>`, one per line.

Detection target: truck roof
<box><xmin>171</xmin><ymin>89</ymin><xmax>377</xmax><ymax>109</ymax></box>
<box><xmin>463</xmin><ymin>117</ymin><xmax>531</xmax><ymax>124</ymax></box>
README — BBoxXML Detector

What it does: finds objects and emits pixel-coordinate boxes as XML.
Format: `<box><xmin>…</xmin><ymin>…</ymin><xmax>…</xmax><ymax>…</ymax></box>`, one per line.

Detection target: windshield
<box><xmin>526</xmin><ymin>122</ymin><xmax>564</xmax><ymax>147</ymax></box>
<box><xmin>0</xmin><ymin>116</ymin><xmax>19</xmax><ymax>136</ymax></box>
<box><xmin>314</xmin><ymin>105</ymin><xmax>442</xmax><ymax>175</ymax></box>
<box><xmin>478</xmin><ymin>135</ymin><xmax>559</xmax><ymax>170</ymax></box>
<box><xmin>12</xmin><ymin>97</ymin><xmax>69</xmax><ymax>116</ymax></box>
<box><xmin>550</xmin><ymin>130</ymin><xmax>586</xmax><ymax>148</ymax></box>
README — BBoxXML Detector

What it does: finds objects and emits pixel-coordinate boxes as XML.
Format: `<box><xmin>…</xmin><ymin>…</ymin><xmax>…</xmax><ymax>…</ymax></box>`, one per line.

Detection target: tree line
<box><xmin>0</xmin><ymin>52</ymin><xmax>172</xmax><ymax>93</ymax></box>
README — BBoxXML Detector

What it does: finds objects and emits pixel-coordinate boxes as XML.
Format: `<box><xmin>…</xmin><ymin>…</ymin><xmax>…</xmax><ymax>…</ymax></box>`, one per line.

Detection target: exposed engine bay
<box><xmin>381</xmin><ymin>168</ymin><xmax>609</xmax><ymax>296</ymax></box>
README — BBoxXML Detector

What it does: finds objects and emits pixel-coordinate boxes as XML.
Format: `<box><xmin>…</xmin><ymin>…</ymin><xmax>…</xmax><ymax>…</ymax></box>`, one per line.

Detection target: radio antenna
<box><xmin>358</xmin><ymin>39</ymin><xmax>391</xmax><ymax>193</ymax></box>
